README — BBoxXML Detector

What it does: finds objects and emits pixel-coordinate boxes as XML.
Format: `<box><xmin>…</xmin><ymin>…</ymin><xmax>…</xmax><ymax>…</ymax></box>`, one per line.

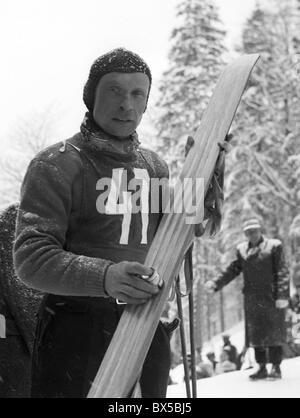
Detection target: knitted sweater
<box><xmin>13</xmin><ymin>132</ymin><xmax>168</xmax><ymax>298</ymax></box>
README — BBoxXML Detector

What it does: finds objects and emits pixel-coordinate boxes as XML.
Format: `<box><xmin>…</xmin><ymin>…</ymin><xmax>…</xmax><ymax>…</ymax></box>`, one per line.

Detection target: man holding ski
<box><xmin>14</xmin><ymin>48</ymin><xmax>227</xmax><ymax>398</ymax></box>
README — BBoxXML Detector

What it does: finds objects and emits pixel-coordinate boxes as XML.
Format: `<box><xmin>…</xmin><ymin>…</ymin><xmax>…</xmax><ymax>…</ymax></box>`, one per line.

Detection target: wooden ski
<box><xmin>88</xmin><ymin>54</ymin><xmax>260</xmax><ymax>398</ymax></box>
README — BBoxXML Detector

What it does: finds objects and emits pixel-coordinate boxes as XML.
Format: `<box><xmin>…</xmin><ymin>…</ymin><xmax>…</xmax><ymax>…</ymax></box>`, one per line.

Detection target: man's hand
<box><xmin>291</xmin><ymin>291</ymin><xmax>300</xmax><ymax>313</ymax></box>
<box><xmin>204</xmin><ymin>280</ymin><xmax>217</xmax><ymax>294</ymax></box>
<box><xmin>185</xmin><ymin>133</ymin><xmax>233</xmax><ymax>237</ymax></box>
<box><xmin>275</xmin><ymin>299</ymin><xmax>289</xmax><ymax>309</ymax></box>
<box><xmin>184</xmin><ymin>135</ymin><xmax>232</xmax><ymax>157</ymax></box>
<box><xmin>104</xmin><ymin>261</ymin><xmax>160</xmax><ymax>304</ymax></box>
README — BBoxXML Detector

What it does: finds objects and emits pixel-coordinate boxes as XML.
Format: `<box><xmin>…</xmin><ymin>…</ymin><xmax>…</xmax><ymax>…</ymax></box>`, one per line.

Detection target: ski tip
<box><xmin>239</xmin><ymin>53</ymin><xmax>260</xmax><ymax>66</ymax></box>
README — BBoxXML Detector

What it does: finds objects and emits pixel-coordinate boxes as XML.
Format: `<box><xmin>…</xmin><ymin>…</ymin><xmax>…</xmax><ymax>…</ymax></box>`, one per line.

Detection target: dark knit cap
<box><xmin>83</xmin><ymin>47</ymin><xmax>152</xmax><ymax>112</ymax></box>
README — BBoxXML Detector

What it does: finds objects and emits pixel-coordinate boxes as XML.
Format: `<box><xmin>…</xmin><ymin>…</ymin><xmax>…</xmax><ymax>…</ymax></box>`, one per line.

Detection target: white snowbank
<box><xmin>167</xmin><ymin>356</ymin><xmax>300</xmax><ymax>398</ymax></box>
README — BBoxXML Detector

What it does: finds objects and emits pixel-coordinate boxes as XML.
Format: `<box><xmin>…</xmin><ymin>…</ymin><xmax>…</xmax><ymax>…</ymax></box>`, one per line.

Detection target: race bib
<box><xmin>0</xmin><ymin>314</ymin><xmax>6</xmax><ymax>338</ymax></box>
<box><xmin>96</xmin><ymin>168</ymin><xmax>150</xmax><ymax>245</ymax></box>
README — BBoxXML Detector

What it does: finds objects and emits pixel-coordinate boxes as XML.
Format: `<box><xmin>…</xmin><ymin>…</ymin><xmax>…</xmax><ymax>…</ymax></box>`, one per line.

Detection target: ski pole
<box><xmin>176</xmin><ymin>276</ymin><xmax>191</xmax><ymax>398</ymax></box>
<box><xmin>185</xmin><ymin>246</ymin><xmax>197</xmax><ymax>398</ymax></box>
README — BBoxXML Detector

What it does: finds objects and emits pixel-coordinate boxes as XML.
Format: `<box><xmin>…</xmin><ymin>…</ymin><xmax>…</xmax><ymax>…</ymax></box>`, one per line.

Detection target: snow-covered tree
<box><xmin>155</xmin><ymin>0</ymin><xmax>227</xmax><ymax>178</ymax></box>
<box><xmin>0</xmin><ymin>107</ymin><xmax>59</xmax><ymax>207</ymax></box>
<box><xmin>222</xmin><ymin>0</ymin><xmax>300</xmax><ymax>288</ymax></box>
<box><xmin>154</xmin><ymin>0</ymin><xmax>241</xmax><ymax>360</ymax></box>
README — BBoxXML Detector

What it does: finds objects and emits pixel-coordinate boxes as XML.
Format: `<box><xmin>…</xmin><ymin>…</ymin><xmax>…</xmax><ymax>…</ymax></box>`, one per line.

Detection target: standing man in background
<box><xmin>206</xmin><ymin>218</ymin><xmax>290</xmax><ymax>380</ymax></box>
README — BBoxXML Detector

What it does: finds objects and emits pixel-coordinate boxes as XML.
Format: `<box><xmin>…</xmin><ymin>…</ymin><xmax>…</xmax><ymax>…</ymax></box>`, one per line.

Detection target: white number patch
<box><xmin>99</xmin><ymin>168</ymin><xmax>150</xmax><ymax>245</ymax></box>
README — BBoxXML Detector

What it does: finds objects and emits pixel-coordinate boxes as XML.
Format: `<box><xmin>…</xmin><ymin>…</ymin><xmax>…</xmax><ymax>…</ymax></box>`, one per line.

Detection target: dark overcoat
<box><xmin>215</xmin><ymin>237</ymin><xmax>290</xmax><ymax>347</ymax></box>
<box><xmin>0</xmin><ymin>204</ymin><xmax>42</xmax><ymax>397</ymax></box>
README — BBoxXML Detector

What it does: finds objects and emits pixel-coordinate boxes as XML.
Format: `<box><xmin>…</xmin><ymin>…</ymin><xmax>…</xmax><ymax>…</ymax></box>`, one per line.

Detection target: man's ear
<box><xmin>143</xmin><ymin>87</ymin><xmax>151</xmax><ymax>113</ymax></box>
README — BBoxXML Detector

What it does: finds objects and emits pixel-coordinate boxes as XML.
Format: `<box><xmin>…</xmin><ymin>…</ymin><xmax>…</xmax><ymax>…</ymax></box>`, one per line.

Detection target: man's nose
<box><xmin>119</xmin><ymin>93</ymin><xmax>133</xmax><ymax>111</ymax></box>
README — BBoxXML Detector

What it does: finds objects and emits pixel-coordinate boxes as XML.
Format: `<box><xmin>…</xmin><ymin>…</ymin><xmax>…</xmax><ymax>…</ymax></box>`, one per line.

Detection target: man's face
<box><xmin>93</xmin><ymin>72</ymin><xmax>150</xmax><ymax>139</ymax></box>
<box><xmin>244</xmin><ymin>228</ymin><xmax>262</xmax><ymax>245</ymax></box>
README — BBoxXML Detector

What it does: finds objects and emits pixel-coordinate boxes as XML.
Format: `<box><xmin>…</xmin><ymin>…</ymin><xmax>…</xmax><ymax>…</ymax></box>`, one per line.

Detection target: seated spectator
<box><xmin>206</xmin><ymin>351</ymin><xmax>218</xmax><ymax>373</ymax></box>
<box><xmin>222</xmin><ymin>334</ymin><xmax>238</xmax><ymax>367</ymax></box>
<box><xmin>187</xmin><ymin>352</ymin><xmax>214</xmax><ymax>380</ymax></box>
<box><xmin>216</xmin><ymin>348</ymin><xmax>237</xmax><ymax>374</ymax></box>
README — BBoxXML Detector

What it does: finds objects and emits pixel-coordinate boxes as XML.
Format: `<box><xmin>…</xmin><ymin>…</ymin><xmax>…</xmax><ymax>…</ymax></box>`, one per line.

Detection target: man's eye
<box><xmin>110</xmin><ymin>86</ymin><xmax>121</xmax><ymax>94</ymax></box>
<box><xmin>133</xmin><ymin>90</ymin><xmax>146</xmax><ymax>98</ymax></box>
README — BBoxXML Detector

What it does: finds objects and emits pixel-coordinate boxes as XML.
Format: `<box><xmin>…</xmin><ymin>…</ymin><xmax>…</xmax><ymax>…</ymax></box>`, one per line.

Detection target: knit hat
<box><xmin>243</xmin><ymin>218</ymin><xmax>262</xmax><ymax>232</ymax></box>
<box><xmin>83</xmin><ymin>47</ymin><xmax>152</xmax><ymax>112</ymax></box>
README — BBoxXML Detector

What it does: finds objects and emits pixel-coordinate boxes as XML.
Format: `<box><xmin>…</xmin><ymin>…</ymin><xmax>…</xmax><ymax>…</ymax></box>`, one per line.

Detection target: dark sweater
<box><xmin>14</xmin><ymin>133</ymin><xmax>168</xmax><ymax>298</ymax></box>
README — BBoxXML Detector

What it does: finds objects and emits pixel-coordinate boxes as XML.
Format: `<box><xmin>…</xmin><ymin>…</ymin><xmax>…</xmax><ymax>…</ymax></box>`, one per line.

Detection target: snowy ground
<box><xmin>167</xmin><ymin>356</ymin><xmax>300</xmax><ymax>398</ymax></box>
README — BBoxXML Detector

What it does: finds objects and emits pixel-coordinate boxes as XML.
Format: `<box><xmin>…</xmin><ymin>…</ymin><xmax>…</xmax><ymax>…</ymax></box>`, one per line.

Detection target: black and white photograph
<box><xmin>0</xmin><ymin>0</ymin><xmax>299</xmax><ymax>401</ymax></box>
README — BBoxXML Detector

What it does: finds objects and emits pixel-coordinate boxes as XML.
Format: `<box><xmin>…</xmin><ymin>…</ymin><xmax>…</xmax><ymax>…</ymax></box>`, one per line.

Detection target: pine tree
<box><xmin>222</xmin><ymin>0</ymin><xmax>300</xmax><ymax>287</ymax></box>
<box><xmin>154</xmin><ymin>0</ymin><xmax>231</xmax><ymax>361</ymax></box>
<box><xmin>155</xmin><ymin>0</ymin><xmax>227</xmax><ymax>178</ymax></box>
